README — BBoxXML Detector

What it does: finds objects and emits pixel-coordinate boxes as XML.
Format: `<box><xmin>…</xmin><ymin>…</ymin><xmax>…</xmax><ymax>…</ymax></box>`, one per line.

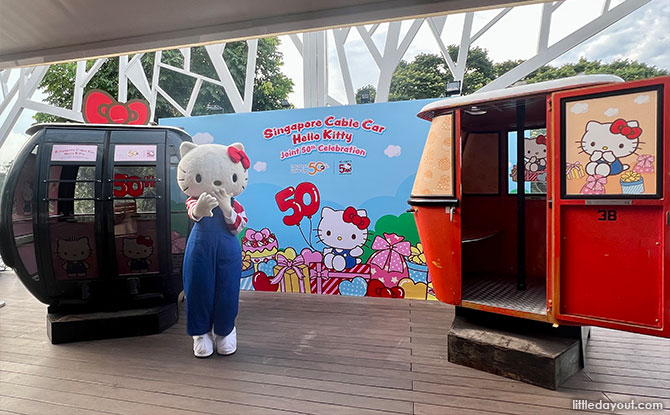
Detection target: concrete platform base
<box><xmin>448</xmin><ymin>307</ymin><xmax>588</xmax><ymax>390</ymax></box>
<box><xmin>47</xmin><ymin>303</ymin><xmax>179</xmax><ymax>344</ymax></box>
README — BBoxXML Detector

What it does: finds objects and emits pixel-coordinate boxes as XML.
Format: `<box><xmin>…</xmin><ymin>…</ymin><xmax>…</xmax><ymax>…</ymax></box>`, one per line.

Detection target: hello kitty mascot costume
<box><xmin>177</xmin><ymin>141</ymin><xmax>249</xmax><ymax>358</ymax></box>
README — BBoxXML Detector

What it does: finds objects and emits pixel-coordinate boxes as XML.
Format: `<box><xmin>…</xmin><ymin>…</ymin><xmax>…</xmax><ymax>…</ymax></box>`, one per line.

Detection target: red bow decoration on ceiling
<box><xmin>343</xmin><ymin>206</ymin><xmax>370</xmax><ymax>230</ymax></box>
<box><xmin>227</xmin><ymin>146</ymin><xmax>250</xmax><ymax>170</ymax></box>
<box><xmin>610</xmin><ymin>118</ymin><xmax>642</xmax><ymax>140</ymax></box>
<box><xmin>535</xmin><ymin>134</ymin><xmax>546</xmax><ymax>145</ymax></box>
<box><xmin>82</xmin><ymin>89</ymin><xmax>150</xmax><ymax>125</ymax></box>
<box><xmin>136</xmin><ymin>235</ymin><xmax>153</xmax><ymax>247</ymax></box>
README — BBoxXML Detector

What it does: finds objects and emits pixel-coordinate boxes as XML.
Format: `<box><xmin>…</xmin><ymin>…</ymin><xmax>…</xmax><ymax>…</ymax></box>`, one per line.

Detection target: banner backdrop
<box><xmin>160</xmin><ymin>99</ymin><xmax>438</xmax><ymax>300</ymax></box>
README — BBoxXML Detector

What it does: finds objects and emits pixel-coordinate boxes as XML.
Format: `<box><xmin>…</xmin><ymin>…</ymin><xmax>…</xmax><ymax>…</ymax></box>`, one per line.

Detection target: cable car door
<box><xmin>107</xmin><ymin>131</ymin><xmax>168</xmax><ymax>286</ymax></box>
<box><xmin>550</xmin><ymin>77</ymin><xmax>669</xmax><ymax>337</ymax></box>
<box><xmin>410</xmin><ymin>111</ymin><xmax>462</xmax><ymax>304</ymax></box>
<box><xmin>39</xmin><ymin>129</ymin><xmax>106</xmax><ymax>298</ymax></box>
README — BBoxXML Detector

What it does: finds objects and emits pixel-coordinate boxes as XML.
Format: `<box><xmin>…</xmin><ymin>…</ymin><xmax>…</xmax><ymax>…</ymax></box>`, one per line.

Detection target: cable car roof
<box><xmin>417</xmin><ymin>74</ymin><xmax>624</xmax><ymax>121</ymax></box>
<box><xmin>25</xmin><ymin>122</ymin><xmax>190</xmax><ymax>137</ymax></box>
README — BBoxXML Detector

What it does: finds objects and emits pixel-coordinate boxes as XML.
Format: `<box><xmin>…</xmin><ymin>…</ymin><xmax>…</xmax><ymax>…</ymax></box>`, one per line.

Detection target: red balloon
<box><xmin>295</xmin><ymin>182</ymin><xmax>320</xmax><ymax>218</ymax></box>
<box><xmin>252</xmin><ymin>271</ymin><xmax>278</xmax><ymax>292</ymax></box>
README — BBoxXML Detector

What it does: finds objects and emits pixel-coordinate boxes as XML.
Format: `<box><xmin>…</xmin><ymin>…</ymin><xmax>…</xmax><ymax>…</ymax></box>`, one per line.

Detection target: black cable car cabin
<box><xmin>0</xmin><ymin>124</ymin><xmax>192</xmax><ymax>314</ymax></box>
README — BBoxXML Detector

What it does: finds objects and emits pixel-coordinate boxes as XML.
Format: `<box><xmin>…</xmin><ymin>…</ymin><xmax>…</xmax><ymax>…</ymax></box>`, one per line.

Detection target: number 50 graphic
<box><xmin>275</xmin><ymin>182</ymin><xmax>320</xmax><ymax>226</ymax></box>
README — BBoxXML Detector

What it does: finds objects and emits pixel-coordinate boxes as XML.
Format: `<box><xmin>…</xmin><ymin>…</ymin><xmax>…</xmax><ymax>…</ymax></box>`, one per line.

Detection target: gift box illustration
<box><xmin>566</xmin><ymin>161</ymin><xmax>585</xmax><ymax>180</ymax></box>
<box><xmin>240</xmin><ymin>252</ymin><xmax>255</xmax><ymax>290</ymax></box>
<box><xmin>368</xmin><ymin>233</ymin><xmax>410</xmax><ymax>287</ymax></box>
<box><xmin>309</xmin><ymin>262</ymin><xmax>371</xmax><ymax>295</ymax></box>
<box><xmin>271</xmin><ymin>248</ymin><xmax>310</xmax><ymax>293</ymax></box>
<box><xmin>633</xmin><ymin>154</ymin><xmax>654</xmax><ymax>174</ymax></box>
<box><xmin>620</xmin><ymin>171</ymin><xmax>644</xmax><ymax>194</ymax></box>
<box><xmin>407</xmin><ymin>243</ymin><xmax>428</xmax><ymax>284</ymax></box>
<box><xmin>302</xmin><ymin>248</ymin><xmax>371</xmax><ymax>295</ymax></box>
<box><xmin>580</xmin><ymin>174</ymin><xmax>607</xmax><ymax>195</ymax></box>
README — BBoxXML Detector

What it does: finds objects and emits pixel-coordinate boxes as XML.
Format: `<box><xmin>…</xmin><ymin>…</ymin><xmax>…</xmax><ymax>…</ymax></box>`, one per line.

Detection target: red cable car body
<box><xmin>410</xmin><ymin>75</ymin><xmax>670</xmax><ymax>337</ymax></box>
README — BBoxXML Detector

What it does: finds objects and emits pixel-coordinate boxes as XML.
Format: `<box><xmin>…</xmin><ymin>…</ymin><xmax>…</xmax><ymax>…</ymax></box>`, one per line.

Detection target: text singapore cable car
<box><xmin>409</xmin><ymin>75</ymin><xmax>669</xmax><ymax>338</ymax></box>
<box><xmin>0</xmin><ymin>124</ymin><xmax>192</xmax><ymax>329</ymax></box>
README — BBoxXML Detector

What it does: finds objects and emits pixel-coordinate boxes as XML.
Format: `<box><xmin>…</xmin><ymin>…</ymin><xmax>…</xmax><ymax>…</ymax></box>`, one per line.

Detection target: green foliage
<box><xmin>35</xmin><ymin>38</ymin><xmax>293</xmax><ymax>123</ymax></box>
<box><xmin>521</xmin><ymin>58</ymin><xmax>669</xmax><ymax>84</ymax></box>
<box><xmin>383</xmin><ymin>48</ymin><xmax>668</xmax><ymax>102</ymax></box>
<box><xmin>355</xmin><ymin>85</ymin><xmax>377</xmax><ymax>104</ymax></box>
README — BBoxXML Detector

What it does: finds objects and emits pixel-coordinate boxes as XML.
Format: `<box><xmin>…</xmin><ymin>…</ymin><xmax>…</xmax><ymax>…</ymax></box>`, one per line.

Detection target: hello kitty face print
<box><xmin>122</xmin><ymin>235</ymin><xmax>153</xmax><ymax>273</ymax></box>
<box><xmin>525</xmin><ymin>135</ymin><xmax>547</xmax><ymax>172</ymax></box>
<box><xmin>581</xmin><ymin>119</ymin><xmax>641</xmax><ymax>178</ymax></box>
<box><xmin>564</xmin><ymin>89</ymin><xmax>659</xmax><ymax>197</ymax></box>
<box><xmin>57</xmin><ymin>237</ymin><xmax>91</xmax><ymax>278</ymax></box>
<box><xmin>317</xmin><ymin>206</ymin><xmax>369</xmax><ymax>271</ymax></box>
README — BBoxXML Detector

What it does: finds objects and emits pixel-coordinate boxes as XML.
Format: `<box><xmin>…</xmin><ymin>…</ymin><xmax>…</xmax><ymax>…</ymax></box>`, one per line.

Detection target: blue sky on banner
<box><xmin>160</xmin><ymin>99</ymin><xmax>436</xmax><ymax>250</ymax></box>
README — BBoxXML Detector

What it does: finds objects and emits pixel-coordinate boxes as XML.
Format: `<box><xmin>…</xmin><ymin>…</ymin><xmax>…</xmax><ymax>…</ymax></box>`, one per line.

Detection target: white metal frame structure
<box><xmin>0</xmin><ymin>0</ymin><xmax>651</xmax><ymax>149</ymax></box>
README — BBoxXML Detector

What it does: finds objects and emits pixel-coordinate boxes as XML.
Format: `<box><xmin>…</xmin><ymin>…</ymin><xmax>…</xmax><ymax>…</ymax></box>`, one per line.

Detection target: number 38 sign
<box><xmin>275</xmin><ymin>182</ymin><xmax>320</xmax><ymax>226</ymax></box>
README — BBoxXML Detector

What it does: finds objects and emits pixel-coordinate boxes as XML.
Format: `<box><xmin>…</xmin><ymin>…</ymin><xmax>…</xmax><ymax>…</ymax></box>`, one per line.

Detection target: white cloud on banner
<box><xmin>604</xmin><ymin>108</ymin><xmax>619</xmax><ymax>117</ymax></box>
<box><xmin>192</xmin><ymin>132</ymin><xmax>214</xmax><ymax>144</ymax></box>
<box><xmin>254</xmin><ymin>161</ymin><xmax>268</xmax><ymax>172</ymax></box>
<box><xmin>384</xmin><ymin>145</ymin><xmax>402</xmax><ymax>158</ymax></box>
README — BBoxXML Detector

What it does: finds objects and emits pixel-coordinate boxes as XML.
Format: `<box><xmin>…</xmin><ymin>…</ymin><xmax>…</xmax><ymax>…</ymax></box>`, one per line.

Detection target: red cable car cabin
<box><xmin>409</xmin><ymin>75</ymin><xmax>669</xmax><ymax>338</ymax></box>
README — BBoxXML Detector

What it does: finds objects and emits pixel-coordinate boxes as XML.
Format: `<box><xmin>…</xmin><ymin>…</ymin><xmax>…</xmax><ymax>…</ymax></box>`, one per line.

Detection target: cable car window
<box><xmin>112</xmin><ymin>164</ymin><xmax>159</xmax><ymax>276</ymax></box>
<box><xmin>508</xmin><ymin>129</ymin><xmax>547</xmax><ymax>195</ymax></box>
<box><xmin>462</xmin><ymin>132</ymin><xmax>499</xmax><ymax>194</ymax></box>
<box><xmin>411</xmin><ymin>113</ymin><xmax>455</xmax><ymax>198</ymax></box>
<box><xmin>47</xmin><ymin>163</ymin><xmax>99</xmax><ymax>280</ymax></box>
<box><xmin>562</xmin><ymin>87</ymin><xmax>661</xmax><ymax>198</ymax></box>
<box><xmin>12</xmin><ymin>145</ymin><xmax>38</xmax><ymax>276</ymax></box>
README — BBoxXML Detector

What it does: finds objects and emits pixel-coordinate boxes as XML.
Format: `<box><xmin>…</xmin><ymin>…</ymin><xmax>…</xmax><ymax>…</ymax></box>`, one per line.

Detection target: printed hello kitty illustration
<box><xmin>524</xmin><ymin>135</ymin><xmax>547</xmax><ymax>172</ymax></box>
<box><xmin>122</xmin><ymin>235</ymin><xmax>153</xmax><ymax>273</ymax></box>
<box><xmin>57</xmin><ymin>237</ymin><xmax>91</xmax><ymax>278</ymax></box>
<box><xmin>581</xmin><ymin>119</ymin><xmax>642</xmax><ymax>178</ymax></box>
<box><xmin>317</xmin><ymin>206</ymin><xmax>369</xmax><ymax>271</ymax></box>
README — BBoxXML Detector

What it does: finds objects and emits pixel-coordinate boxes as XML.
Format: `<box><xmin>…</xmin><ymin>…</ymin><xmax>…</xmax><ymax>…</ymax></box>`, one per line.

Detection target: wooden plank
<box><xmin>1</xmin><ymin>271</ymin><xmax>669</xmax><ymax>415</ymax></box>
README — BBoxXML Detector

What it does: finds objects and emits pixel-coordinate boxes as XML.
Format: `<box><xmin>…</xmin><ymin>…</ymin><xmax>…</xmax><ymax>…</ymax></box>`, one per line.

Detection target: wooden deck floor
<box><xmin>0</xmin><ymin>271</ymin><xmax>668</xmax><ymax>415</ymax></box>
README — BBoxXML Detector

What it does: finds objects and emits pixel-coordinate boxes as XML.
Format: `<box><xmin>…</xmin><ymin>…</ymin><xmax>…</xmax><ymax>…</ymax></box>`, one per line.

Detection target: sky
<box><xmin>1</xmin><ymin>0</ymin><xmax>669</xmax><ymax>164</ymax></box>
<box><xmin>278</xmin><ymin>0</ymin><xmax>670</xmax><ymax>107</ymax></box>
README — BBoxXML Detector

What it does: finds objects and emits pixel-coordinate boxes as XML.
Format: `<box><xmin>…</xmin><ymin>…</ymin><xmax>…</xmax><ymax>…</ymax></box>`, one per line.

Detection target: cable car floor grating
<box><xmin>462</xmin><ymin>273</ymin><xmax>547</xmax><ymax>315</ymax></box>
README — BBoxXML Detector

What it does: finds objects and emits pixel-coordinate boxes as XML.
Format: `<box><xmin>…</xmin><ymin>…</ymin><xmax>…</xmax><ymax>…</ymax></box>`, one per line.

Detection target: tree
<box><xmin>388</xmin><ymin>46</ymin><xmax>496</xmax><ymax>101</ymax></box>
<box><xmin>355</xmin><ymin>85</ymin><xmax>377</xmax><ymax>104</ymax></box>
<box><xmin>35</xmin><ymin>38</ymin><xmax>293</xmax><ymax>123</ymax></box>
<box><xmin>384</xmin><ymin>48</ymin><xmax>668</xmax><ymax>103</ymax></box>
<box><xmin>514</xmin><ymin>58</ymin><xmax>669</xmax><ymax>84</ymax></box>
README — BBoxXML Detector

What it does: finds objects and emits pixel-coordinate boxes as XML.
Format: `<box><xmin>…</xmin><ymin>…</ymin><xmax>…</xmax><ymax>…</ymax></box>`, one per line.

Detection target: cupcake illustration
<box><xmin>242</xmin><ymin>228</ymin><xmax>279</xmax><ymax>265</ymax></box>
<box><xmin>620</xmin><ymin>171</ymin><xmax>644</xmax><ymax>194</ymax></box>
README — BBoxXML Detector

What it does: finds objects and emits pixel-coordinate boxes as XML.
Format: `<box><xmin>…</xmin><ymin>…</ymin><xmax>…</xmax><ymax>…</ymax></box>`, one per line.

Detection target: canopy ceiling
<box><xmin>0</xmin><ymin>0</ymin><xmax>547</xmax><ymax>69</ymax></box>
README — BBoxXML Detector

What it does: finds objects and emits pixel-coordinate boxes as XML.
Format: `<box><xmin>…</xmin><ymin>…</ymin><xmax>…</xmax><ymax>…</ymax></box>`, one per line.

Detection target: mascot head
<box><xmin>177</xmin><ymin>142</ymin><xmax>249</xmax><ymax>199</ymax></box>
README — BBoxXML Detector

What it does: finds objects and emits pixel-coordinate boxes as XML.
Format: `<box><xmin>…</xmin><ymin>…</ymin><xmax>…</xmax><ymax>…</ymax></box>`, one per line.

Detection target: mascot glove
<box><xmin>213</xmin><ymin>188</ymin><xmax>233</xmax><ymax>217</ymax></box>
<box><xmin>193</xmin><ymin>193</ymin><xmax>219</xmax><ymax>220</ymax></box>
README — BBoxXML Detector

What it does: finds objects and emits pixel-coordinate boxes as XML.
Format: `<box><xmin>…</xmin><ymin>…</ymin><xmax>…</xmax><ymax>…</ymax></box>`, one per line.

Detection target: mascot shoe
<box><xmin>216</xmin><ymin>327</ymin><xmax>237</xmax><ymax>356</ymax></box>
<box><xmin>193</xmin><ymin>333</ymin><xmax>214</xmax><ymax>358</ymax></box>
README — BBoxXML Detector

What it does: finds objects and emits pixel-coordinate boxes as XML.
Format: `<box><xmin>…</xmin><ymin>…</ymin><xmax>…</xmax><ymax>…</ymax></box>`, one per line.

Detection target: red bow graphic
<box><xmin>343</xmin><ymin>206</ymin><xmax>370</xmax><ymax>230</ymax></box>
<box><xmin>610</xmin><ymin>119</ymin><xmax>642</xmax><ymax>140</ymax></box>
<box><xmin>227</xmin><ymin>147</ymin><xmax>250</xmax><ymax>170</ymax></box>
<box><xmin>535</xmin><ymin>134</ymin><xmax>546</xmax><ymax>145</ymax></box>
<box><xmin>136</xmin><ymin>235</ymin><xmax>153</xmax><ymax>247</ymax></box>
<box><xmin>82</xmin><ymin>89</ymin><xmax>150</xmax><ymax>125</ymax></box>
